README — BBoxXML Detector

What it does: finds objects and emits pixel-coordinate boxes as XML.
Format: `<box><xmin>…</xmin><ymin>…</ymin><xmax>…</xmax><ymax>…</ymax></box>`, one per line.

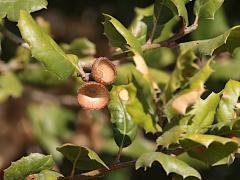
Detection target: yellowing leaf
<box><xmin>172</xmin><ymin>87</ymin><xmax>205</xmax><ymax>115</ymax></box>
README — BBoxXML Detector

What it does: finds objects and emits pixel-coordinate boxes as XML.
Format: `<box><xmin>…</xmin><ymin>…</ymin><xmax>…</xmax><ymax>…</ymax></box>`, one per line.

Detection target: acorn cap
<box><xmin>91</xmin><ymin>57</ymin><xmax>117</xmax><ymax>85</ymax></box>
<box><xmin>77</xmin><ymin>82</ymin><xmax>110</xmax><ymax>110</ymax></box>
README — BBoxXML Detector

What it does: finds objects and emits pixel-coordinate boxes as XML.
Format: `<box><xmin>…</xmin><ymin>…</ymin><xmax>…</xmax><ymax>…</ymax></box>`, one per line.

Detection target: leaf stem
<box><xmin>70</xmin><ymin>150</ymin><xmax>81</xmax><ymax>177</ymax></box>
<box><xmin>116</xmin><ymin>146</ymin><xmax>123</xmax><ymax>162</ymax></box>
<box><xmin>59</xmin><ymin>160</ymin><xmax>136</xmax><ymax>180</ymax></box>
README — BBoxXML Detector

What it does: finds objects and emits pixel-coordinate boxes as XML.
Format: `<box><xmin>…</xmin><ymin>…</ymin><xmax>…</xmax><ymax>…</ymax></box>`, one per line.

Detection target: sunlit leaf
<box><xmin>132</xmin><ymin>68</ymin><xmax>160</xmax><ymax>131</ymax></box>
<box><xmin>4</xmin><ymin>153</ymin><xmax>54</xmax><ymax>180</ymax></box>
<box><xmin>156</xmin><ymin>126</ymin><xmax>185</xmax><ymax>148</ymax></box>
<box><xmin>194</xmin><ymin>0</ymin><xmax>224</xmax><ymax>20</ymax></box>
<box><xmin>217</xmin><ymin>80</ymin><xmax>240</xmax><ymax>123</ymax></box>
<box><xmin>186</xmin><ymin>92</ymin><xmax>220</xmax><ymax>134</ymax></box>
<box><xmin>180</xmin><ymin>134</ymin><xmax>238</xmax><ymax>165</ymax></box>
<box><xmin>0</xmin><ymin>0</ymin><xmax>47</xmax><ymax>21</ymax></box>
<box><xmin>103</xmin><ymin>14</ymin><xmax>142</xmax><ymax>53</ymax></box>
<box><xmin>180</xmin><ymin>26</ymin><xmax>240</xmax><ymax>56</ymax></box>
<box><xmin>192</xmin><ymin>8</ymin><xmax>228</xmax><ymax>40</ymax></box>
<box><xmin>18</xmin><ymin>10</ymin><xmax>79</xmax><ymax>79</ymax></box>
<box><xmin>136</xmin><ymin>152</ymin><xmax>201</xmax><ymax>179</ymax></box>
<box><xmin>57</xmin><ymin>144</ymin><xmax>108</xmax><ymax>171</ymax></box>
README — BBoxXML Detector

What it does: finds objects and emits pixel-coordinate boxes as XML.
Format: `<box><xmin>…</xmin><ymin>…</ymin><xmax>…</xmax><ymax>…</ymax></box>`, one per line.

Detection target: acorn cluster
<box><xmin>77</xmin><ymin>57</ymin><xmax>117</xmax><ymax>110</ymax></box>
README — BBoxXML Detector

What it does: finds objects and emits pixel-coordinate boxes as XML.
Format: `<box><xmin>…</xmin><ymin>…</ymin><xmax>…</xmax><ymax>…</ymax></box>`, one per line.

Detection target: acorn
<box><xmin>77</xmin><ymin>82</ymin><xmax>110</xmax><ymax>110</ymax></box>
<box><xmin>91</xmin><ymin>57</ymin><xmax>117</xmax><ymax>85</ymax></box>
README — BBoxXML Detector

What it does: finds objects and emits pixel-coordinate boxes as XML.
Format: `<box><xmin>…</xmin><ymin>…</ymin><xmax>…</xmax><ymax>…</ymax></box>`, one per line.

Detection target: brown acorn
<box><xmin>77</xmin><ymin>82</ymin><xmax>110</xmax><ymax>110</ymax></box>
<box><xmin>91</xmin><ymin>57</ymin><xmax>117</xmax><ymax>85</ymax></box>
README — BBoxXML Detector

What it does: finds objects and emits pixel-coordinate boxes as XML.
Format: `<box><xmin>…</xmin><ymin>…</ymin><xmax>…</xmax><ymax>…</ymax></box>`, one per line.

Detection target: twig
<box><xmin>77</xmin><ymin>61</ymin><xmax>90</xmax><ymax>81</ymax></box>
<box><xmin>59</xmin><ymin>160</ymin><xmax>136</xmax><ymax>180</ymax></box>
<box><xmin>112</xmin><ymin>16</ymin><xmax>199</xmax><ymax>60</ymax></box>
<box><xmin>0</xmin><ymin>27</ymin><xmax>30</xmax><ymax>49</ymax></box>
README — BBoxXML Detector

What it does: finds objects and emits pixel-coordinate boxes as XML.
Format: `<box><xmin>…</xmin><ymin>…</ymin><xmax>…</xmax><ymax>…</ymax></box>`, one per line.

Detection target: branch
<box><xmin>59</xmin><ymin>160</ymin><xmax>136</xmax><ymax>180</ymax></box>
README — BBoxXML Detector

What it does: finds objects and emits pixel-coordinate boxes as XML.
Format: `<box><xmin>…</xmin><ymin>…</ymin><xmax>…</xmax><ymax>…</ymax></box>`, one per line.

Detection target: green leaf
<box><xmin>144</xmin><ymin>47</ymin><xmax>175</xmax><ymax>69</ymax></box>
<box><xmin>192</xmin><ymin>8</ymin><xmax>229</xmax><ymax>40</ymax></box>
<box><xmin>108</xmin><ymin>84</ymin><xmax>138</xmax><ymax>148</ymax></box>
<box><xmin>177</xmin><ymin>153</ymin><xmax>208</xmax><ymax>170</ymax></box>
<box><xmin>27</xmin><ymin>103</ymin><xmax>75</xmax><ymax>160</ymax></box>
<box><xmin>113</xmin><ymin>65</ymin><xmax>161</xmax><ymax>133</ymax></box>
<box><xmin>210</xmin><ymin>119</ymin><xmax>240</xmax><ymax>137</ymax></box>
<box><xmin>154</xmin><ymin>0</ymin><xmax>188</xmax><ymax>26</ymax></box>
<box><xmin>132</xmin><ymin>68</ymin><xmax>160</xmax><ymax>131</ymax></box>
<box><xmin>194</xmin><ymin>0</ymin><xmax>224</xmax><ymax>20</ymax></box>
<box><xmin>129</xmin><ymin>5</ymin><xmax>153</xmax><ymax>45</ymax></box>
<box><xmin>103</xmin><ymin>14</ymin><xmax>142</xmax><ymax>53</ymax></box>
<box><xmin>61</xmin><ymin>38</ymin><xmax>96</xmax><ymax>58</ymax></box>
<box><xmin>126</xmin><ymin>83</ymin><xmax>160</xmax><ymax>133</ymax></box>
<box><xmin>153</xmin><ymin>16</ymin><xmax>180</xmax><ymax>43</ymax></box>
<box><xmin>4</xmin><ymin>153</ymin><xmax>54</xmax><ymax>180</ymax></box>
<box><xmin>0</xmin><ymin>0</ymin><xmax>47</xmax><ymax>22</ymax></box>
<box><xmin>212</xmin><ymin>154</ymin><xmax>235</xmax><ymax>166</ymax></box>
<box><xmin>57</xmin><ymin>144</ymin><xmax>108</xmax><ymax>171</ymax></box>
<box><xmin>0</xmin><ymin>71</ymin><xmax>23</xmax><ymax>103</ymax></box>
<box><xmin>180</xmin><ymin>26</ymin><xmax>240</xmax><ymax>56</ymax></box>
<box><xmin>156</xmin><ymin>126</ymin><xmax>185</xmax><ymax>148</ymax></box>
<box><xmin>149</xmin><ymin>68</ymin><xmax>170</xmax><ymax>88</ymax></box>
<box><xmin>217</xmin><ymin>80</ymin><xmax>240</xmax><ymax>123</ymax></box>
<box><xmin>32</xmin><ymin>170</ymin><xmax>63</xmax><ymax>180</ymax></box>
<box><xmin>130</xmin><ymin>21</ymin><xmax>148</xmax><ymax>45</ymax></box>
<box><xmin>136</xmin><ymin>152</ymin><xmax>201</xmax><ymax>179</ymax></box>
<box><xmin>180</xmin><ymin>134</ymin><xmax>238</xmax><ymax>165</ymax></box>
<box><xmin>186</xmin><ymin>92</ymin><xmax>221</xmax><ymax>134</ymax></box>
<box><xmin>115</xmin><ymin>64</ymin><xmax>169</xmax><ymax>88</ymax></box>
<box><xmin>18</xmin><ymin>10</ymin><xmax>78</xmax><ymax>79</ymax></box>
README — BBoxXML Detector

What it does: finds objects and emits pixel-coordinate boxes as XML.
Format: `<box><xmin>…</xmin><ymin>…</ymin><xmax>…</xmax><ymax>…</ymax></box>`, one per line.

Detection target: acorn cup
<box><xmin>77</xmin><ymin>82</ymin><xmax>110</xmax><ymax>110</ymax></box>
<box><xmin>91</xmin><ymin>57</ymin><xmax>117</xmax><ymax>85</ymax></box>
